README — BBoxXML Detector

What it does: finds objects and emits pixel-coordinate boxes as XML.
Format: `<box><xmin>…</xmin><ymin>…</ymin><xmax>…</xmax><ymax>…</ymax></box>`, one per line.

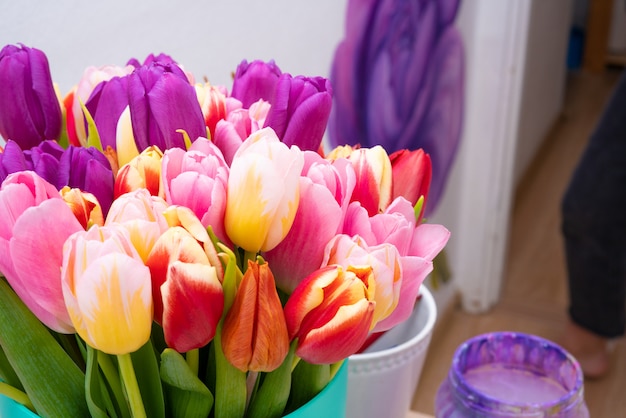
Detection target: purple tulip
<box><xmin>230</xmin><ymin>59</ymin><xmax>283</xmax><ymax>108</ymax></box>
<box><xmin>59</xmin><ymin>146</ymin><xmax>114</xmax><ymax>215</ymax></box>
<box><xmin>265</xmin><ymin>74</ymin><xmax>333</xmax><ymax>151</ymax></box>
<box><xmin>127</xmin><ymin>63</ymin><xmax>206</xmax><ymax>151</ymax></box>
<box><xmin>85</xmin><ymin>61</ymin><xmax>205</xmax><ymax>153</ymax></box>
<box><xmin>0</xmin><ymin>140</ymin><xmax>64</xmax><ymax>186</ymax></box>
<box><xmin>127</xmin><ymin>53</ymin><xmax>180</xmax><ymax>69</ymax></box>
<box><xmin>0</xmin><ymin>139</ymin><xmax>114</xmax><ymax>214</ymax></box>
<box><xmin>328</xmin><ymin>0</ymin><xmax>464</xmax><ymax>215</ymax></box>
<box><xmin>0</xmin><ymin>44</ymin><xmax>62</xmax><ymax>149</ymax></box>
<box><xmin>231</xmin><ymin>60</ymin><xmax>332</xmax><ymax>152</ymax></box>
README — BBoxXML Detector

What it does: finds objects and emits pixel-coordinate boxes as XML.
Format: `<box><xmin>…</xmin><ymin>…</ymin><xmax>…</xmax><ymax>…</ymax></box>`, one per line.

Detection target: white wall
<box><xmin>513</xmin><ymin>0</ymin><xmax>572</xmax><ymax>184</ymax></box>
<box><xmin>0</xmin><ymin>0</ymin><xmax>345</xmax><ymax>94</ymax></box>
<box><xmin>430</xmin><ymin>0</ymin><xmax>571</xmax><ymax>313</ymax></box>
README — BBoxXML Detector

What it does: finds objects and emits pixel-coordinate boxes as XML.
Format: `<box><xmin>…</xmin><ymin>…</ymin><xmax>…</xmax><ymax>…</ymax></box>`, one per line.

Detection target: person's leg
<box><xmin>560</xmin><ymin>71</ymin><xmax>626</xmax><ymax>378</ymax></box>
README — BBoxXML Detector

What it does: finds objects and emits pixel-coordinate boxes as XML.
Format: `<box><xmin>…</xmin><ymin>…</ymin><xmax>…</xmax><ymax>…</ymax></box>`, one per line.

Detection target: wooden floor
<box><xmin>411</xmin><ymin>68</ymin><xmax>626</xmax><ymax>417</ymax></box>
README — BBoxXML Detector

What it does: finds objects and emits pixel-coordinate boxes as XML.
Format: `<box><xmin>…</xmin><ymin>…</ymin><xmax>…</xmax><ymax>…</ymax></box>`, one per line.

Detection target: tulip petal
<box><xmin>68</xmin><ymin>252</ymin><xmax>152</xmax><ymax>355</ymax></box>
<box><xmin>161</xmin><ymin>261</ymin><xmax>223</xmax><ymax>352</ymax></box>
<box><xmin>9</xmin><ymin>198</ymin><xmax>82</xmax><ymax>332</ymax></box>
<box><xmin>296</xmin><ymin>300</ymin><xmax>373</xmax><ymax>364</ymax></box>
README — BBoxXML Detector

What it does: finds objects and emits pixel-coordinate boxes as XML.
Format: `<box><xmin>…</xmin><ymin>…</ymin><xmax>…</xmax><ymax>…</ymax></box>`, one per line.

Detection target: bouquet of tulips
<box><xmin>0</xmin><ymin>43</ymin><xmax>449</xmax><ymax>418</ymax></box>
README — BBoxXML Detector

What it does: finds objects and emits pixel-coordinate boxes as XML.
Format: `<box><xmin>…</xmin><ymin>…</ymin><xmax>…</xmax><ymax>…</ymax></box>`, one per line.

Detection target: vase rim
<box><xmin>350</xmin><ymin>285</ymin><xmax>437</xmax><ymax>361</ymax></box>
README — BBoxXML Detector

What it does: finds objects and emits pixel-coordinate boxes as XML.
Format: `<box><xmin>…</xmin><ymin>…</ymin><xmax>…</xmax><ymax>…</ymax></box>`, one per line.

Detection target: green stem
<box><xmin>117</xmin><ymin>353</ymin><xmax>147</xmax><ymax>418</ymax></box>
<box><xmin>98</xmin><ymin>351</ymin><xmax>131</xmax><ymax>418</ymax></box>
<box><xmin>0</xmin><ymin>381</ymin><xmax>35</xmax><ymax>412</ymax></box>
<box><xmin>186</xmin><ymin>349</ymin><xmax>199</xmax><ymax>376</ymax></box>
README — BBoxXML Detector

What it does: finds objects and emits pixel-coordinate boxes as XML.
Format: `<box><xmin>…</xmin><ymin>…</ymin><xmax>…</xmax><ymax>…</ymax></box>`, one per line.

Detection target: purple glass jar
<box><xmin>435</xmin><ymin>332</ymin><xmax>589</xmax><ymax>417</ymax></box>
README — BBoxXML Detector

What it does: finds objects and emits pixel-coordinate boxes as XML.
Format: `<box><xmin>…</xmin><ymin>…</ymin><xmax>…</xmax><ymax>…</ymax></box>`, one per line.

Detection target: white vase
<box><xmin>346</xmin><ymin>285</ymin><xmax>437</xmax><ymax>418</ymax></box>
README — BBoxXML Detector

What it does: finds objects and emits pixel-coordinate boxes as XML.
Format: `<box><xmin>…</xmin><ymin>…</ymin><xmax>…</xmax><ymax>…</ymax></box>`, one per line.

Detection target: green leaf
<box><xmin>246</xmin><ymin>342</ymin><xmax>297</xmax><ymax>418</ymax></box>
<box><xmin>213</xmin><ymin>322</ymin><xmax>247</xmax><ymax>418</ymax></box>
<box><xmin>284</xmin><ymin>358</ymin><xmax>330</xmax><ymax>414</ymax></box>
<box><xmin>130</xmin><ymin>340</ymin><xmax>165</xmax><ymax>418</ymax></box>
<box><xmin>0</xmin><ymin>346</ymin><xmax>23</xmax><ymax>390</ymax></box>
<box><xmin>0</xmin><ymin>279</ymin><xmax>89</xmax><ymax>417</ymax></box>
<box><xmin>85</xmin><ymin>346</ymin><xmax>117</xmax><ymax>418</ymax></box>
<box><xmin>80</xmin><ymin>100</ymin><xmax>103</xmax><ymax>151</ymax></box>
<box><xmin>160</xmin><ymin>348</ymin><xmax>214</xmax><ymax>418</ymax></box>
<box><xmin>94</xmin><ymin>350</ymin><xmax>131</xmax><ymax>418</ymax></box>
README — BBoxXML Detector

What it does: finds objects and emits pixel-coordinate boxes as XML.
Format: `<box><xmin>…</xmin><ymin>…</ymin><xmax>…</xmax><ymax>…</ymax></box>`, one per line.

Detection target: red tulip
<box><xmin>389</xmin><ymin>148</ymin><xmax>431</xmax><ymax>223</ymax></box>
<box><xmin>284</xmin><ymin>265</ymin><xmax>375</xmax><ymax>364</ymax></box>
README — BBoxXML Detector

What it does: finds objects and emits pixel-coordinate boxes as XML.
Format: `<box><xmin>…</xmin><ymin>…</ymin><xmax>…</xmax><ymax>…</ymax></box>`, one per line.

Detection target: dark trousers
<box><xmin>562</xmin><ymin>71</ymin><xmax>626</xmax><ymax>338</ymax></box>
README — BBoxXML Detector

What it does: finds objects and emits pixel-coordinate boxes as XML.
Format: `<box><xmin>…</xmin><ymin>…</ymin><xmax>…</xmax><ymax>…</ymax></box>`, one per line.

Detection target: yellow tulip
<box><xmin>224</xmin><ymin>127</ymin><xmax>304</xmax><ymax>252</ymax></box>
<box><xmin>61</xmin><ymin>224</ymin><xmax>152</xmax><ymax>354</ymax></box>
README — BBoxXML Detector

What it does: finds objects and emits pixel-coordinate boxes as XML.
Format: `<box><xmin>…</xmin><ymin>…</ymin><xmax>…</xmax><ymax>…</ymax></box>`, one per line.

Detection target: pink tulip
<box><xmin>61</xmin><ymin>224</ymin><xmax>152</xmax><ymax>354</ymax></box>
<box><xmin>194</xmin><ymin>83</ymin><xmax>228</xmax><ymax>139</ymax></box>
<box><xmin>161</xmin><ymin>141</ymin><xmax>229</xmax><ymax>244</ymax></box>
<box><xmin>264</xmin><ymin>152</ymin><xmax>356</xmax><ymax>293</ymax></box>
<box><xmin>0</xmin><ymin>171</ymin><xmax>83</xmax><ymax>333</ymax></box>
<box><xmin>224</xmin><ymin>127</ymin><xmax>304</xmax><ymax>253</ymax></box>
<box><xmin>327</xmin><ymin>145</ymin><xmax>392</xmax><ymax>216</ymax></box>
<box><xmin>341</xmin><ymin>197</ymin><xmax>450</xmax><ymax>330</ymax></box>
<box><xmin>284</xmin><ymin>265</ymin><xmax>375</xmax><ymax>364</ymax></box>
<box><xmin>212</xmin><ymin>99</ymin><xmax>270</xmax><ymax>165</ymax></box>
<box><xmin>322</xmin><ymin>234</ymin><xmax>402</xmax><ymax>331</ymax></box>
<box><xmin>145</xmin><ymin>221</ymin><xmax>224</xmax><ymax>353</ymax></box>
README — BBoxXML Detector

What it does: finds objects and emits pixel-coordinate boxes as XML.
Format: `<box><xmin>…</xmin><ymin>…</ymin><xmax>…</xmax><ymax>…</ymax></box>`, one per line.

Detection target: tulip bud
<box><xmin>221</xmin><ymin>260</ymin><xmax>289</xmax><ymax>372</ymax></box>
<box><xmin>328</xmin><ymin>145</ymin><xmax>392</xmax><ymax>216</ymax></box>
<box><xmin>195</xmin><ymin>83</ymin><xmax>227</xmax><ymax>139</ymax></box>
<box><xmin>231</xmin><ymin>59</ymin><xmax>283</xmax><ymax>108</ymax></box>
<box><xmin>115</xmin><ymin>145</ymin><xmax>164</xmax><ymax>198</ymax></box>
<box><xmin>224</xmin><ymin>128</ymin><xmax>304</xmax><ymax>252</ymax></box>
<box><xmin>389</xmin><ymin>148</ymin><xmax>431</xmax><ymax>223</ymax></box>
<box><xmin>61</xmin><ymin>186</ymin><xmax>104</xmax><ymax>229</ymax></box>
<box><xmin>284</xmin><ymin>265</ymin><xmax>375</xmax><ymax>364</ymax></box>
<box><xmin>0</xmin><ymin>44</ymin><xmax>62</xmax><ymax>148</ymax></box>
<box><xmin>264</xmin><ymin>74</ymin><xmax>332</xmax><ymax>151</ymax></box>
<box><xmin>61</xmin><ymin>224</ymin><xmax>152</xmax><ymax>354</ymax></box>
<box><xmin>145</xmin><ymin>225</ymin><xmax>224</xmax><ymax>352</ymax></box>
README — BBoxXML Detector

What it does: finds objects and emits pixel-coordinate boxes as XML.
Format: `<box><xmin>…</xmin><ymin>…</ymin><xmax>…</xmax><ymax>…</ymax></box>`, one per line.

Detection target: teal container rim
<box><xmin>283</xmin><ymin>359</ymin><xmax>348</xmax><ymax>417</ymax></box>
<box><xmin>0</xmin><ymin>391</ymin><xmax>38</xmax><ymax>417</ymax></box>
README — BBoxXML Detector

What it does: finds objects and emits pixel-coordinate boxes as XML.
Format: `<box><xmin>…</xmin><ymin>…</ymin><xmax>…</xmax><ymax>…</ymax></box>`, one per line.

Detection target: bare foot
<box><xmin>558</xmin><ymin>320</ymin><xmax>610</xmax><ymax>379</ymax></box>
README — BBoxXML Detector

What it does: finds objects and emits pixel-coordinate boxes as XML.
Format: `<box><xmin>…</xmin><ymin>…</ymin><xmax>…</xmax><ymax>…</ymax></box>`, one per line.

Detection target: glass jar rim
<box><xmin>448</xmin><ymin>332</ymin><xmax>585</xmax><ymax>415</ymax></box>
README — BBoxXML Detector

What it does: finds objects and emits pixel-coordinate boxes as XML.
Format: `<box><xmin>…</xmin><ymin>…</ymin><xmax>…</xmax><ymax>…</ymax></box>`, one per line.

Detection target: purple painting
<box><xmin>328</xmin><ymin>0</ymin><xmax>465</xmax><ymax>216</ymax></box>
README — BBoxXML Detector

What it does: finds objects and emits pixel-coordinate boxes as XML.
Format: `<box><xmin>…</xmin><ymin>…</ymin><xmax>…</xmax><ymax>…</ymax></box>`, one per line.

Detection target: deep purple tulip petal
<box><xmin>281</xmin><ymin>91</ymin><xmax>332</xmax><ymax>150</ymax></box>
<box><xmin>231</xmin><ymin>60</ymin><xmax>283</xmax><ymax>108</ymax></box>
<box><xmin>32</xmin><ymin>154</ymin><xmax>62</xmax><ymax>189</ymax></box>
<box><xmin>27</xmin><ymin>47</ymin><xmax>62</xmax><ymax>141</ymax></box>
<box><xmin>0</xmin><ymin>45</ymin><xmax>61</xmax><ymax>148</ymax></box>
<box><xmin>0</xmin><ymin>59</ymin><xmax>40</xmax><ymax>148</ymax></box>
<box><xmin>86</xmin><ymin>77</ymin><xmax>130</xmax><ymax>150</ymax></box>
<box><xmin>83</xmin><ymin>158</ymin><xmax>114</xmax><ymax>215</ymax></box>
<box><xmin>129</xmin><ymin>67</ymin><xmax>204</xmax><ymax>151</ymax></box>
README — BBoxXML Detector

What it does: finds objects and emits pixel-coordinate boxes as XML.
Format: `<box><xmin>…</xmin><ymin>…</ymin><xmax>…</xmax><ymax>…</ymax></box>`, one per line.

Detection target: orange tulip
<box><xmin>221</xmin><ymin>260</ymin><xmax>289</xmax><ymax>372</ymax></box>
